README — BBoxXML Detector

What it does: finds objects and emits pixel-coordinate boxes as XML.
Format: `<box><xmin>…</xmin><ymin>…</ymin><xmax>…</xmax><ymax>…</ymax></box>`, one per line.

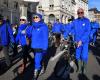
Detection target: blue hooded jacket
<box><xmin>0</xmin><ymin>21</ymin><xmax>14</xmax><ymax>46</ymax></box>
<box><xmin>52</xmin><ymin>22</ymin><xmax>64</xmax><ymax>34</ymax></box>
<box><xmin>63</xmin><ymin>17</ymin><xmax>91</xmax><ymax>43</ymax></box>
<box><xmin>26</xmin><ymin>13</ymin><xmax>48</xmax><ymax>50</ymax></box>
<box><xmin>16</xmin><ymin>24</ymin><xmax>28</xmax><ymax>46</ymax></box>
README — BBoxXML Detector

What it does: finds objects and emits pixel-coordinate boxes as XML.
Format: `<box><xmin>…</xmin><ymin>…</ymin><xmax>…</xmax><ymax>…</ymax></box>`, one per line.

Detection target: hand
<box><xmin>77</xmin><ymin>41</ymin><xmax>82</xmax><ymax>48</ymax></box>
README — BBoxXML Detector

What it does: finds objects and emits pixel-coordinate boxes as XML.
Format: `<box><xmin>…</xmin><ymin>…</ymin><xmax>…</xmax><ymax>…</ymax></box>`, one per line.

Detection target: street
<box><xmin>0</xmin><ymin>42</ymin><xmax>100</xmax><ymax>80</ymax></box>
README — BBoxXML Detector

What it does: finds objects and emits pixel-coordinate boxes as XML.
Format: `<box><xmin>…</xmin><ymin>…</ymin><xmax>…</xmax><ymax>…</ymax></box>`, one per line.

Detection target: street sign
<box><xmin>24</xmin><ymin>0</ymin><xmax>41</xmax><ymax>2</ymax></box>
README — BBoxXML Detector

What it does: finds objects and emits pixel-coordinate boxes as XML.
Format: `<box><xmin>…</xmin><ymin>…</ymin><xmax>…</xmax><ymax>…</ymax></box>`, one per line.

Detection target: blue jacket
<box><xmin>26</xmin><ymin>22</ymin><xmax>48</xmax><ymax>50</ymax></box>
<box><xmin>64</xmin><ymin>17</ymin><xmax>91</xmax><ymax>43</ymax></box>
<box><xmin>90</xmin><ymin>21</ymin><xmax>99</xmax><ymax>34</ymax></box>
<box><xmin>52</xmin><ymin>22</ymin><xmax>64</xmax><ymax>34</ymax></box>
<box><xmin>90</xmin><ymin>21</ymin><xmax>100</xmax><ymax>40</ymax></box>
<box><xmin>16</xmin><ymin>24</ymin><xmax>28</xmax><ymax>46</ymax></box>
<box><xmin>0</xmin><ymin>22</ymin><xmax>14</xmax><ymax>46</ymax></box>
<box><xmin>63</xmin><ymin>23</ymin><xmax>72</xmax><ymax>39</ymax></box>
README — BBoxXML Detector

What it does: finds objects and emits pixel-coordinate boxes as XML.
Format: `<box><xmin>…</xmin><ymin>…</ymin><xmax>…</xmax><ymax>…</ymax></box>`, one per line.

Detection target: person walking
<box><xmin>0</xmin><ymin>14</ymin><xmax>15</xmax><ymax>67</ymax></box>
<box><xmin>63</xmin><ymin>8</ymin><xmax>91</xmax><ymax>74</ymax></box>
<box><xmin>26</xmin><ymin>13</ymin><xmax>48</xmax><ymax>80</ymax></box>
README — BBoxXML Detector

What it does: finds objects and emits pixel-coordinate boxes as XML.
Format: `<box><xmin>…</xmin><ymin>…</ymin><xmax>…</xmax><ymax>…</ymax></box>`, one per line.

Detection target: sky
<box><xmin>88</xmin><ymin>0</ymin><xmax>100</xmax><ymax>10</ymax></box>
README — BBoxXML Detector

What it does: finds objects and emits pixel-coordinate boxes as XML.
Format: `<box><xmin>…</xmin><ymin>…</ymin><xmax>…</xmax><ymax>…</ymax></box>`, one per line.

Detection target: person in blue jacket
<box><xmin>63</xmin><ymin>8</ymin><xmax>91</xmax><ymax>74</ymax></box>
<box><xmin>16</xmin><ymin>16</ymin><xmax>32</xmax><ymax>74</ymax></box>
<box><xmin>0</xmin><ymin>14</ymin><xmax>14</xmax><ymax>67</ymax></box>
<box><xmin>26</xmin><ymin>13</ymin><xmax>48</xmax><ymax>79</ymax></box>
<box><xmin>52</xmin><ymin>19</ymin><xmax>64</xmax><ymax>47</ymax></box>
<box><xmin>90</xmin><ymin>19</ymin><xmax>100</xmax><ymax>46</ymax></box>
<box><xmin>63</xmin><ymin>18</ymin><xmax>74</xmax><ymax>39</ymax></box>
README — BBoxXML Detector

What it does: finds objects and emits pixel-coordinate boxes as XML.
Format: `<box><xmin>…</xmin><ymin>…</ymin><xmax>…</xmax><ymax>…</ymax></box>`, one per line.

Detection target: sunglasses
<box><xmin>77</xmin><ymin>12</ymin><xmax>84</xmax><ymax>14</ymax></box>
<box><xmin>33</xmin><ymin>16</ymin><xmax>39</xmax><ymax>19</ymax></box>
<box><xmin>20</xmin><ymin>19</ymin><xmax>26</xmax><ymax>21</ymax></box>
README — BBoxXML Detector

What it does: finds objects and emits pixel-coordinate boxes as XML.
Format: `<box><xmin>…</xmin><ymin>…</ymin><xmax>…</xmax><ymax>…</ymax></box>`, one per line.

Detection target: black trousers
<box><xmin>22</xmin><ymin>45</ymin><xmax>32</xmax><ymax>65</ymax></box>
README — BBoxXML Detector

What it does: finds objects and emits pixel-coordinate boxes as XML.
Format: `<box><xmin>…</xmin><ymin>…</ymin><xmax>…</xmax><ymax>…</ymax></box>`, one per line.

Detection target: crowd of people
<box><xmin>0</xmin><ymin>8</ymin><xmax>100</xmax><ymax>80</ymax></box>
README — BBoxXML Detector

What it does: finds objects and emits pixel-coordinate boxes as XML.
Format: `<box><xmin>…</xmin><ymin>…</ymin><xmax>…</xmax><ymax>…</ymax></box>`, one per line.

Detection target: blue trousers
<box><xmin>76</xmin><ymin>43</ymin><xmax>89</xmax><ymax>63</ymax></box>
<box><xmin>34</xmin><ymin>52</ymin><xmax>43</xmax><ymax>70</ymax></box>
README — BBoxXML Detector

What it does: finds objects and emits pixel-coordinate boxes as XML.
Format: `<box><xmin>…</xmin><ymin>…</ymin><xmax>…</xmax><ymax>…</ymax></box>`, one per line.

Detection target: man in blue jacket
<box><xmin>64</xmin><ymin>8</ymin><xmax>91</xmax><ymax>74</ymax></box>
<box><xmin>0</xmin><ymin>15</ymin><xmax>14</xmax><ymax>67</ymax></box>
<box><xmin>90</xmin><ymin>19</ymin><xmax>100</xmax><ymax>46</ymax></box>
<box><xmin>52</xmin><ymin>19</ymin><xmax>64</xmax><ymax>47</ymax></box>
<box><xmin>26</xmin><ymin>13</ymin><xmax>48</xmax><ymax>80</ymax></box>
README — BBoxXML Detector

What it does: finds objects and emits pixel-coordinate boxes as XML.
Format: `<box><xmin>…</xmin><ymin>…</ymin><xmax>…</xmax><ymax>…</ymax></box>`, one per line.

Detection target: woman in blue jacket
<box><xmin>16</xmin><ymin>16</ymin><xmax>32</xmax><ymax>74</ymax></box>
<box><xmin>26</xmin><ymin>13</ymin><xmax>48</xmax><ymax>79</ymax></box>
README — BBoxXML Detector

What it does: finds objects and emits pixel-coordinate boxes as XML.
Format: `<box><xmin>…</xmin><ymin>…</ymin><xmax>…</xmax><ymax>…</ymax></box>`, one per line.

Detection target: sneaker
<box><xmin>33</xmin><ymin>69</ymin><xmax>39</xmax><ymax>80</ymax></box>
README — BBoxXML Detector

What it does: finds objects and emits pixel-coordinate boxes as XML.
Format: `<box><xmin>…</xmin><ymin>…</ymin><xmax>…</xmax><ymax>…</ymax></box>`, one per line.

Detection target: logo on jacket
<box><xmin>37</xmin><ymin>28</ymin><xmax>40</xmax><ymax>31</ymax></box>
<box><xmin>82</xmin><ymin>23</ymin><xmax>85</xmax><ymax>26</ymax></box>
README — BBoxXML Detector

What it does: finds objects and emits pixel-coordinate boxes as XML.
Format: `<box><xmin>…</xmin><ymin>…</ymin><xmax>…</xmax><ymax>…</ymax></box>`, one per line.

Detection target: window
<box><xmin>14</xmin><ymin>1</ymin><xmax>18</xmax><ymax>9</ymax></box>
<box><xmin>3</xmin><ymin>0</ymin><xmax>8</xmax><ymax>7</ymax></box>
<box><xmin>49</xmin><ymin>4</ymin><xmax>54</xmax><ymax>10</ymax></box>
<box><xmin>49</xmin><ymin>0</ymin><xmax>54</xmax><ymax>10</ymax></box>
<box><xmin>38</xmin><ymin>6</ymin><xmax>42</xmax><ymax>9</ymax></box>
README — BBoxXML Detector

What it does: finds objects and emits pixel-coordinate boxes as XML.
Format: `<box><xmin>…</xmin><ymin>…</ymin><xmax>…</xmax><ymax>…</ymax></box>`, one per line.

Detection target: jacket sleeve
<box><xmin>63</xmin><ymin>22</ymin><xmax>75</xmax><ymax>39</ymax></box>
<box><xmin>26</xmin><ymin>26</ymin><xmax>33</xmax><ymax>38</ymax></box>
<box><xmin>15</xmin><ymin>29</ymin><xmax>20</xmax><ymax>44</ymax></box>
<box><xmin>63</xmin><ymin>24</ymin><xmax>69</xmax><ymax>39</ymax></box>
<box><xmin>94</xmin><ymin>22</ymin><xmax>100</xmax><ymax>29</ymax></box>
<box><xmin>81</xmin><ymin>20</ymin><xmax>91</xmax><ymax>43</ymax></box>
<box><xmin>42</xmin><ymin>24</ymin><xmax>48</xmax><ymax>50</ymax></box>
<box><xmin>7</xmin><ymin>24</ymin><xmax>15</xmax><ymax>43</ymax></box>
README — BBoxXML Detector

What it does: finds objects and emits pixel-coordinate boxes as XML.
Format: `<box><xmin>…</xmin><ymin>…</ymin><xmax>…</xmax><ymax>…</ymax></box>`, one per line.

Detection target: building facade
<box><xmin>89</xmin><ymin>8</ymin><xmax>100</xmax><ymax>23</ymax></box>
<box><xmin>0</xmin><ymin>0</ymin><xmax>20</xmax><ymax>24</ymax></box>
<box><xmin>37</xmin><ymin>0</ymin><xmax>88</xmax><ymax>23</ymax></box>
<box><xmin>0</xmin><ymin>0</ymin><xmax>88</xmax><ymax>24</ymax></box>
<box><xmin>0</xmin><ymin>0</ymin><xmax>39</xmax><ymax>24</ymax></box>
<box><xmin>37</xmin><ymin>0</ymin><xmax>76</xmax><ymax>23</ymax></box>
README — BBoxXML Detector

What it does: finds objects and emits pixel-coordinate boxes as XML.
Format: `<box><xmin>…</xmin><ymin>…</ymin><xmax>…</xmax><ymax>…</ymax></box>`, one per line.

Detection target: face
<box><xmin>33</xmin><ymin>15</ymin><xmax>41</xmax><ymax>22</ymax></box>
<box><xmin>20</xmin><ymin>19</ymin><xmax>26</xmax><ymax>24</ymax></box>
<box><xmin>77</xmin><ymin>9</ymin><xmax>84</xmax><ymax>18</ymax></box>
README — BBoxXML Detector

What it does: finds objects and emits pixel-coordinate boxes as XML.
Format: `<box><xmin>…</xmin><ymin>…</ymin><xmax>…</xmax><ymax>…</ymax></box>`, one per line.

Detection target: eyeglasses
<box><xmin>77</xmin><ymin>12</ymin><xmax>84</xmax><ymax>14</ymax></box>
<box><xmin>20</xmin><ymin>19</ymin><xmax>26</xmax><ymax>21</ymax></box>
<box><xmin>33</xmin><ymin>16</ymin><xmax>39</xmax><ymax>19</ymax></box>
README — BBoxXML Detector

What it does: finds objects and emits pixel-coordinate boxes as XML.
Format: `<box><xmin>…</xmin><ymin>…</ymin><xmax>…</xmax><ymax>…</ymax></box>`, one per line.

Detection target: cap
<box><xmin>32</xmin><ymin>13</ymin><xmax>42</xmax><ymax>20</ymax></box>
<box><xmin>20</xmin><ymin>16</ymin><xmax>27</xmax><ymax>21</ymax></box>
